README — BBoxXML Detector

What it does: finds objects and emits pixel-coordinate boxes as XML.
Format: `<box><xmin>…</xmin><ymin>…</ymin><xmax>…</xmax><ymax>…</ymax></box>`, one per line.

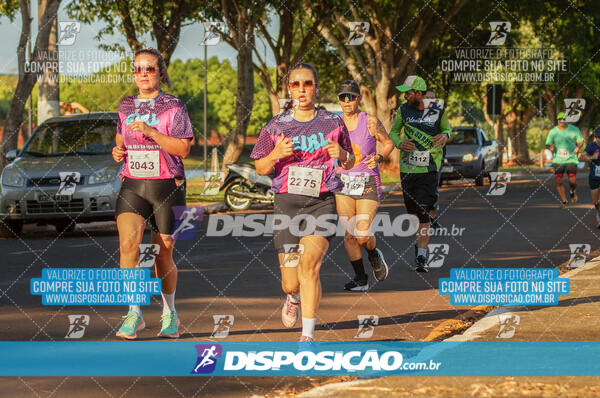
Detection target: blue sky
<box><xmin>0</xmin><ymin>2</ymin><xmax>276</xmax><ymax>74</ymax></box>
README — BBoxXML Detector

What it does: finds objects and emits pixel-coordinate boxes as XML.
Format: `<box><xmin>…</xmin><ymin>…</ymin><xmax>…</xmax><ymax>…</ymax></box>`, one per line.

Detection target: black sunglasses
<box><xmin>338</xmin><ymin>94</ymin><xmax>358</xmax><ymax>102</ymax></box>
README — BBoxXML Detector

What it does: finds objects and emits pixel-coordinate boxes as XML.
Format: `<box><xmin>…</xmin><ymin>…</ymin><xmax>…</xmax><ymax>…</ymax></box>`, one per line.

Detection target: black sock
<box><xmin>351</xmin><ymin>259</ymin><xmax>367</xmax><ymax>280</ymax></box>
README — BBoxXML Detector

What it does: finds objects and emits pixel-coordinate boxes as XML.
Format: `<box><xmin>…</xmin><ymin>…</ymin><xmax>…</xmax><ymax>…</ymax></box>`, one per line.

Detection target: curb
<box><xmin>291</xmin><ymin>259</ymin><xmax>600</xmax><ymax>397</ymax></box>
<box><xmin>423</xmin><ymin>305</ymin><xmax>495</xmax><ymax>341</ymax></box>
<box><xmin>445</xmin><ymin>256</ymin><xmax>600</xmax><ymax>342</ymax></box>
<box><xmin>381</xmin><ymin>185</ymin><xmax>402</xmax><ymax>193</ymax></box>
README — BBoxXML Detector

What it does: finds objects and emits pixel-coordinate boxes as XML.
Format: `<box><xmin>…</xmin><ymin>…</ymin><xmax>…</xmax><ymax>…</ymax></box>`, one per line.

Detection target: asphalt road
<box><xmin>2</xmin><ymin>172</ymin><xmax>599</xmax><ymax>397</ymax></box>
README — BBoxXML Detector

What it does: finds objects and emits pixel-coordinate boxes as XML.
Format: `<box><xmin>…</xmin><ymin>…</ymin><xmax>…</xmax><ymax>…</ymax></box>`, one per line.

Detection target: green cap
<box><xmin>557</xmin><ymin>112</ymin><xmax>567</xmax><ymax>120</ymax></box>
<box><xmin>396</xmin><ymin>75</ymin><xmax>427</xmax><ymax>92</ymax></box>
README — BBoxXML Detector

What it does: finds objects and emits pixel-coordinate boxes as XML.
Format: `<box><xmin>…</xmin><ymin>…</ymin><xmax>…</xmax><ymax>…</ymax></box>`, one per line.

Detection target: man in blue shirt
<box><xmin>580</xmin><ymin>127</ymin><xmax>600</xmax><ymax>228</ymax></box>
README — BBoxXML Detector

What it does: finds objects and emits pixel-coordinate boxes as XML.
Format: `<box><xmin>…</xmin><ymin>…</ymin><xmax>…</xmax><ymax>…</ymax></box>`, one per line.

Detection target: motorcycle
<box><xmin>222</xmin><ymin>163</ymin><xmax>274</xmax><ymax>211</ymax></box>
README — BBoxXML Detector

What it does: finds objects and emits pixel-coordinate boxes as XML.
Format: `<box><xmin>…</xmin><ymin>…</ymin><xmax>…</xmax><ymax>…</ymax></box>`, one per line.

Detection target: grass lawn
<box><xmin>499</xmin><ymin>165</ymin><xmax>550</xmax><ymax>172</ymax></box>
<box><xmin>186</xmin><ymin>183</ymin><xmax>225</xmax><ymax>203</ymax></box>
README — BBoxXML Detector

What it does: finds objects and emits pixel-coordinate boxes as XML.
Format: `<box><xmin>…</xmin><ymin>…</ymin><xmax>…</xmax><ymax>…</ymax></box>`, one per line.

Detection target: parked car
<box><xmin>0</xmin><ymin>112</ymin><xmax>121</xmax><ymax>237</ymax></box>
<box><xmin>440</xmin><ymin>126</ymin><xmax>499</xmax><ymax>186</ymax></box>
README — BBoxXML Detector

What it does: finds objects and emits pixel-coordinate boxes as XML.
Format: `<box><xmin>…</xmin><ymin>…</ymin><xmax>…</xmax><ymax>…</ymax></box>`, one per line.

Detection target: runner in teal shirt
<box><xmin>545</xmin><ymin>112</ymin><xmax>584</xmax><ymax>208</ymax></box>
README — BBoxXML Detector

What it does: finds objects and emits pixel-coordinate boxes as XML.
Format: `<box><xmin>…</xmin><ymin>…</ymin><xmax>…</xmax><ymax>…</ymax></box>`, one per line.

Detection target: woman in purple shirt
<box><xmin>335</xmin><ymin>80</ymin><xmax>394</xmax><ymax>292</ymax></box>
<box><xmin>251</xmin><ymin>63</ymin><xmax>355</xmax><ymax>341</ymax></box>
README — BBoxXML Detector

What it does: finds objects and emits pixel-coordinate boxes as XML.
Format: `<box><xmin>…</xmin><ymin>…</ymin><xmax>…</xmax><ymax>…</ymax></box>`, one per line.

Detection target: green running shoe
<box><xmin>158</xmin><ymin>311</ymin><xmax>180</xmax><ymax>338</ymax></box>
<box><xmin>116</xmin><ymin>311</ymin><xmax>145</xmax><ymax>340</ymax></box>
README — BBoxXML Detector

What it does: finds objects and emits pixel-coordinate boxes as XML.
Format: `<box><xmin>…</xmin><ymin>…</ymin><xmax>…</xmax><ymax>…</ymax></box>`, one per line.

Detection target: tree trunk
<box><xmin>578</xmin><ymin>100</ymin><xmax>594</xmax><ymax>136</ymax></box>
<box><xmin>221</xmin><ymin>30</ymin><xmax>254</xmax><ymax>169</ymax></box>
<box><xmin>503</xmin><ymin>107</ymin><xmax>535</xmax><ymax>165</ymax></box>
<box><xmin>37</xmin><ymin>0</ymin><xmax>60</xmax><ymax>124</ymax></box>
<box><xmin>494</xmin><ymin>114</ymin><xmax>505</xmax><ymax>164</ymax></box>
<box><xmin>1</xmin><ymin>0</ymin><xmax>60</xmax><ymax>170</ymax></box>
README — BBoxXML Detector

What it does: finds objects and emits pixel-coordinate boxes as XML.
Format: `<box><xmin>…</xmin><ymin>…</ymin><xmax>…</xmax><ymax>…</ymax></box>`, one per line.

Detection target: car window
<box><xmin>450</xmin><ymin>129</ymin><xmax>479</xmax><ymax>145</ymax></box>
<box><xmin>22</xmin><ymin>120</ymin><xmax>116</xmax><ymax>156</ymax></box>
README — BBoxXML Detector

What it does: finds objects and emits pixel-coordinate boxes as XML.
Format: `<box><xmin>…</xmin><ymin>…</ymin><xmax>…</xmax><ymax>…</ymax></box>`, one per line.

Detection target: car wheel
<box><xmin>53</xmin><ymin>220</ymin><xmax>76</xmax><ymax>234</ymax></box>
<box><xmin>474</xmin><ymin>173</ymin><xmax>484</xmax><ymax>186</ymax></box>
<box><xmin>0</xmin><ymin>219</ymin><xmax>23</xmax><ymax>238</ymax></box>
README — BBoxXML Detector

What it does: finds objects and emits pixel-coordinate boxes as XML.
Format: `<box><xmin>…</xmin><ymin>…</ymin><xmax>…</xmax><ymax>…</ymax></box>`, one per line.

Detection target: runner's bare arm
<box><xmin>129</xmin><ymin>121</ymin><xmax>191</xmax><ymax>158</ymax></box>
<box><xmin>366</xmin><ymin>115</ymin><xmax>394</xmax><ymax>163</ymax></box>
<box><xmin>325</xmin><ymin>139</ymin><xmax>354</xmax><ymax>170</ymax></box>
<box><xmin>112</xmin><ymin>133</ymin><xmax>126</xmax><ymax>162</ymax></box>
<box><xmin>579</xmin><ymin>151</ymin><xmax>597</xmax><ymax>161</ymax></box>
<box><xmin>255</xmin><ymin>134</ymin><xmax>293</xmax><ymax>175</ymax></box>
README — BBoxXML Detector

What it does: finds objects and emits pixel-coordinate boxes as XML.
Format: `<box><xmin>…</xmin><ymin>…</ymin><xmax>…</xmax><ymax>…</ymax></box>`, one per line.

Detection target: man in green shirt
<box><xmin>545</xmin><ymin>112</ymin><xmax>584</xmax><ymax>208</ymax></box>
<box><xmin>389</xmin><ymin>76</ymin><xmax>451</xmax><ymax>272</ymax></box>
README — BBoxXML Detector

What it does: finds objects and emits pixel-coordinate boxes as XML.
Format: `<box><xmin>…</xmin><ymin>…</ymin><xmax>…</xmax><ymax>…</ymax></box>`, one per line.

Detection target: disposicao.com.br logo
<box><xmin>190</xmin><ymin>342</ymin><xmax>441</xmax><ymax>376</ymax></box>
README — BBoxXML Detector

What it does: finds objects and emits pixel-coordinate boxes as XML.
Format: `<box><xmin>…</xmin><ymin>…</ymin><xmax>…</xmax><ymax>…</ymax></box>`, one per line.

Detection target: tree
<box><xmin>308</xmin><ymin>0</ymin><xmax>469</xmax><ymax>165</ymax></box>
<box><xmin>66</xmin><ymin>0</ymin><xmax>199</xmax><ymax>66</ymax></box>
<box><xmin>37</xmin><ymin>0</ymin><xmax>60</xmax><ymax>124</ymax></box>
<box><xmin>252</xmin><ymin>0</ymin><xmax>325</xmax><ymax>115</ymax></box>
<box><xmin>201</xmin><ymin>0</ymin><xmax>266</xmax><ymax>168</ymax></box>
<box><xmin>1</xmin><ymin>0</ymin><xmax>61</xmax><ymax>169</ymax></box>
<box><xmin>310</xmin><ymin>1</ymin><xmax>469</xmax><ymax>126</ymax></box>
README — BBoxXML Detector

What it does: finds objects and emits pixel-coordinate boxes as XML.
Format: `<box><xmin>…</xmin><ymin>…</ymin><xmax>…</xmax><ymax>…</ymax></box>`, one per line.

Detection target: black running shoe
<box><xmin>415</xmin><ymin>255</ymin><xmax>429</xmax><ymax>273</ymax></box>
<box><xmin>344</xmin><ymin>277</ymin><xmax>369</xmax><ymax>292</ymax></box>
<box><xmin>368</xmin><ymin>248</ymin><xmax>389</xmax><ymax>282</ymax></box>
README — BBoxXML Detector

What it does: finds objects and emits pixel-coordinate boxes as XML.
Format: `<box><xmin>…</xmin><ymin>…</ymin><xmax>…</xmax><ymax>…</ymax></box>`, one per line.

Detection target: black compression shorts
<box><xmin>116</xmin><ymin>177</ymin><xmax>186</xmax><ymax>234</ymax></box>
<box><xmin>273</xmin><ymin>192</ymin><xmax>336</xmax><ymax>253</ymax></box>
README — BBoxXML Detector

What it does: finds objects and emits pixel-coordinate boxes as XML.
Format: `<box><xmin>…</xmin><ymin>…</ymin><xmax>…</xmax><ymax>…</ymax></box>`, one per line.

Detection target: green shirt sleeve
<box><xmin>388</xmin><ymin>110</ymin><xmax>405</xmax><ymax>149</ymax></box>
<box><xmin>440</xmin><ymin>113</ymin><xmax>451</xmax><ymax>136</ymax></box>
<box><xmin>545</xmin><ymin>129</ymin><xmax>554</xmax><ymax>146</ymax></box>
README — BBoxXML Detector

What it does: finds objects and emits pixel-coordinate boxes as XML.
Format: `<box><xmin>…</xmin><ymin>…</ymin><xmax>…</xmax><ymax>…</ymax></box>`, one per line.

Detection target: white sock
<box><xmin>129</xmin><ymin>305</ymin><xmax>141</xmax><ymax>316</ymax></box>
<box><xmin>288</xmin><ymin>293</ymin><xmax>300</xmax><ymax>303</ymax></box>
<box><xmin>301</xmin><ymin>317</ymin><xmax>316</xmax><ymax>338</ymax></box>
<box><xmin>161</xmin><ymin>291</ymin><xmax>176</xmax><ymax>315</ymax></box>
<box><xmin>417</xmin><ymin>248</ymin><xmax>428</xmax><ymax>258</ymax></box>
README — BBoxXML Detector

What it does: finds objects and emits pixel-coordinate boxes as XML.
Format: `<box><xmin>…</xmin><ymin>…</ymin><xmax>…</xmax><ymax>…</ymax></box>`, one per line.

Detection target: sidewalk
<box><xmin>295</xmin><ymin>256</ymin><xmax>600</xmax><ymax>397</ymax></box>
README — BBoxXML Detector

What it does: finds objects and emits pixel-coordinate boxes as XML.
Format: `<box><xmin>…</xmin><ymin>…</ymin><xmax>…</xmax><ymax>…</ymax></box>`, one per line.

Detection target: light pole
<box><xmin>203</xmin><ymin>24</ymin><xmax>208</xmax><ymax>175</ymax></box>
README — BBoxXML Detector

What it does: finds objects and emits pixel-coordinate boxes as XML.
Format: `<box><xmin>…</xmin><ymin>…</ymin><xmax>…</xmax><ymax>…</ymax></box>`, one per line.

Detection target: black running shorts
<box><xmin>116</xmin><ymin>177</ymin><xmax>186</xmax><ymax>234</ymax></box>
<box><xmin>273</xmin><ymin>192</ymin><xmax>336</xmax><ymax>253</ymax></box>
<box><xmin>401</xmin><ymin>172</ymin><xmax>439</xmax><ymax>223</ymax></box>
<box><xmin>552</xmin><ymin>163</ymin><xmax>577</xmax><ymax>177</ymax></box>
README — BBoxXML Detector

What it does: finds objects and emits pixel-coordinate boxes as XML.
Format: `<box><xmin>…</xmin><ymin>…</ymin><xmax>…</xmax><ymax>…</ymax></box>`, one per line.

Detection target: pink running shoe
<box><xmin>281</xmin><ymin>295</ymin><xmax>300</xmax><ymax>328</ymax></box>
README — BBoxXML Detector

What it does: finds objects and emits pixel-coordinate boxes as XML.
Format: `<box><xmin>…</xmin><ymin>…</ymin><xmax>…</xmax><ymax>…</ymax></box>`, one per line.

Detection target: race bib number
<box><xmin>595</xmin><ymin>165</ymin><xmax>600</xmax><ymax>178</ymax></box>
<box><xmin>409</xmin><ymin>150</ymin><xmax>430</xmax><ymax>167</ymax></box>
<box><xmin>128</xmin><ymin>150</ymin><xmax>160</xmax><ymax>178</ymax></box>
<box><xmin>287</xmin><ymin>166</ymin><xmax>324</xmax><ymax>197</ymax></box>
<box><xmin>340</xmin><ymin>174</ymin><xmax>367</xmax><ymax>196</ymax></box>
<box><xmin>556</xmin><ymin>148</ymin><xmax>570</xmax><ymax>160</ymax></box>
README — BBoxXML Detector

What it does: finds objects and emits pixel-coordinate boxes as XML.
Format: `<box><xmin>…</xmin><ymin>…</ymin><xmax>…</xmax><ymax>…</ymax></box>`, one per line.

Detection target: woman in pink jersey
<box><xmin>251</xmin><ymin>63</ymin><xmax>355</xmax><ymax>341</ymax></box>
<box><xmin>111</xmin><ymin>48</ymin><xmax>193</xmax><ymax>339</ymax></box>
<box><xmin>335</xmin><ymin>80</ymin><xmax>394</xmax><ymax>292</ymax></box>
